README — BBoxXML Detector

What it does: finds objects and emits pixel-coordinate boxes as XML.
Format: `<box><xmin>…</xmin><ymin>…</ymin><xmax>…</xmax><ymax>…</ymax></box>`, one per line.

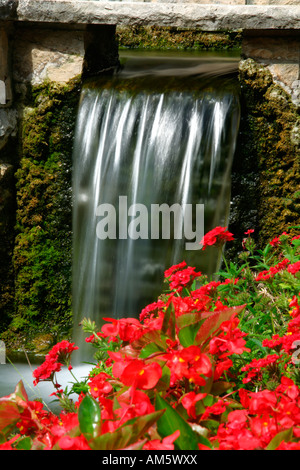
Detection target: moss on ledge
<box><xmin>1</xmin><ymin>77</ymin><xmax>81</xmax><ymax>352</ymax></box>
<box><xmin>116</xmin><ymin>26</ymin><xmax>242</xmax><ymax>51</ymax></box>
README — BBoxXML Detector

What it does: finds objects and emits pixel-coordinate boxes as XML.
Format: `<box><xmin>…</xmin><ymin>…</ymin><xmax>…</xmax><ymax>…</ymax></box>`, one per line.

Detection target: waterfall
<box><xmin>72</xmin><ymin>53</ymin><xmax>240</xmax><ymax>354</ymax></box>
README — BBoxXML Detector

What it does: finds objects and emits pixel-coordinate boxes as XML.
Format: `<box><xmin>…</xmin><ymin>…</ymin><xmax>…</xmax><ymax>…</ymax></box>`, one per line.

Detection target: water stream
<box><xmin>72</xmin><ymin>51</ymin><xmax>241</xmax><ymax>355</ymax></box>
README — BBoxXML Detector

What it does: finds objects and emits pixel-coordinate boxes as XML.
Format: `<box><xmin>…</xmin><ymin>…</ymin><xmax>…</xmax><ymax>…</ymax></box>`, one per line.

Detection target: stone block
<box><xmin>13</xmin><ymin>26</ymin><xmax>85</xmax><ymax>85</ymax></box>
<box><xmin>0</xmin><ymin>109</ymin><xmax>18</xmax><ymax>150</ymax></box>
<box><xmin>0</xmin><ymin>27</ymin><xmax>12</xmax><ymax>106</ymax></box>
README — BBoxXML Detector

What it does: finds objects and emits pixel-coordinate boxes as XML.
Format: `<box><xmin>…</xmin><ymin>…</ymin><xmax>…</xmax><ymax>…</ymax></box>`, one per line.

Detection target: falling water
<box><xmin>72</xmin><ymin>53</ymin><xmax>240</xmax><ymax>354</ymax></box>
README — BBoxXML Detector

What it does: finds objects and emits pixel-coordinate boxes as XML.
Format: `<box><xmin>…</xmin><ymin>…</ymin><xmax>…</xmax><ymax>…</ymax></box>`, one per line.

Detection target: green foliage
<box><xmin>78</xmin><ymin>395</ymin><xmax>101</xmax><ymax>440</ymax></box>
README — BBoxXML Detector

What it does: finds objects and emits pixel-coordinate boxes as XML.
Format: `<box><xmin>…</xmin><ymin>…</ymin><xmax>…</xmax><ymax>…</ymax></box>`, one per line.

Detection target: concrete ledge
<box><xmin>0</xmin><ymin>1</ymin><xmax>299</xmax><ymax>31</ymax></box>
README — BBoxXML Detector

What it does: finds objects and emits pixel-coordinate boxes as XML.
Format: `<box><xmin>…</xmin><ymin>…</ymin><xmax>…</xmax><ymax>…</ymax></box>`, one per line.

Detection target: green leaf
<box><xmin>161</xmin><ymin>303</ymin><xmax>176</xmax><ymax>340</ymax></box>
<box><xmin>246</xmin><ymin>337</ymin><xmax>267</xmax><ymax>353</ymax></box>
<box><xmin>0</xmin><ymin>380</ymin><xmax>28</xmax><ymax>436</ymax></box>
<box><xmin>210</xmin><ymin>381</ymin><xmax>233</xmax><ymax>396</ymax></box>
<box><xmin>176</xmin><ymin>312</ymin><xmax>203</xmax><ymax>329</ymax></box>
<box><xmin>155</xmin><ymin>394</ymin><xmax>199</xmax><ymax>450</ymax></box>
<box><xmin>78</xmin><ymin>394</ymin><xmax>101</xmax><ymax>440</ymax></box>
<box><xmin>195</xmin><ymin>305</ymin><xmax>246</xmax><ymax>345</ymax></box>
<box><xmin>176</xmin><ymin>313</ymin><xmax>206</xmax><ymax>348</ymax></box>
<box><xmin>131</xmin><ymin>329</ymin><xmax>167</xmax><ymax>352</ymax></box>
<box><xmin>178</xmin><ymin>321</ymin><xmax>203</xmax><ymax>347</ymax></box>
<box><xmin>15</xmin><ymin>436</ymin><xmax>32</xmax><ymax>450</ymax></box>
<box><xmin>156</xmin><ymin>364</ymin><xmax>171</xmax><ymax>391</ymax></box>
<box><xmin>90</xmin><ymin>410</ymin><xmax>164</xmax><ymax>450</ymax></box>
<box><xmin>139</xmin><ymin>342</ymin><xmax>165</xmax><ymax>359</ymax></box>
<box><xmin>71</xmin><ymin>381</ymin><xmax>89</xmax><ymax>395</ymax></box>
<box><xmin>196</xmin><ymin>433</ymin><xmax>213</xmax><ymax>449</ymax></box>
<box><xmin>266</xmin><ymin>427</ymin><xmax>293</xmax><ymax>450</ymax></box>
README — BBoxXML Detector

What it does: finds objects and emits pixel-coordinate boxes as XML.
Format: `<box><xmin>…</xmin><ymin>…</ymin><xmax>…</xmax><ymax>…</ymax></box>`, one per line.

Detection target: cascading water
<box><xmin>72</xmin><ymin>52</ymin><xmax>240</xmax><ymax>355</ymax></box>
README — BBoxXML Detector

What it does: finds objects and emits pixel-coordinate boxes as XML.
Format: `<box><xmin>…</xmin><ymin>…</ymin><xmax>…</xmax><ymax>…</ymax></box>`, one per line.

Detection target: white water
<box><xmin>72</xmin><ymin>54</ymin><xmax>240</xmax><ymax>355</ymax></box>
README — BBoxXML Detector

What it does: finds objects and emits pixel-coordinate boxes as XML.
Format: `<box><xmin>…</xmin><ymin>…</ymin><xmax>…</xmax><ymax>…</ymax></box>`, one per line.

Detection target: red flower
<box><xmin>164</xmin><ymin>263</ymin><xmax>201</xmax><ymax>292</ymax></box>
<box><xmin>213</xmin><ymin>358</ymin><xmax>233</xmax><ymax>381</ymax></box>
<box><xmin>287</xmin><ymin>261</ymin><xmax>300</xmax><ymax>275</ymax></box>
<box><xmin>119</xmin><ymin>359</ymin><xmax>162</xmax><ymax>390</ymax></box>
<box><xmin>276</xmin><ymin>376</ymin><xmax>299</xmax><ymax>400</ymax></box>
<box><xmin>168</xmin><ymin>266</ymin><xmax>201</xmax><ymax>292</ymax></box>
<box><xmin>181</xmin><ymin>391</ymin><xmax>207</xmax><ymax>419</ymax></box>
<box><xmin>33</xmin><ymin>357</ymin><xmax>62</xmax><ymax>386</ymax></box>
<box><xmin>88</xmin><ymin>372</ymin><xmax>113</xmax><ymax>399</ymax></box>
<box><xmin>58</xmin><ymin>435</ymin><xmax>91</xmax><ymax>450</ymax></box>
<box><xmin>241</xmin><ymin>354</ymin><xmax>282</xmax><ymax>384</ymax></box>
<box><xmin>33</xmin><ymin>340</ymin><xmax>78</xmax><ymax>386</ymax></box>
<box><xmin>143</xmin><ymin>430</ymin><xmax>180</xmax><ymax>450</ymax></box>
<box><xmin>201</xmin><ymin>399</ymin><xmax>228</xmax><ymax>420</ymax></box>
<box><xmin>139</xmin><ymin>299</ymin><xmax>165</xmax><ymax>322</ymax></box>
<box><xmin>0</xmin><ymin>434</ymin><xmax>21</xmax><ymax>450</ymax></box>
<box><xmin>48</xmin><ymin>340</ymin><xmax>78</xmax><ymax>361</ymax></box>
<box><xmin>255</xmin><ymin>258</ymin><xmax>290</xmax><ymax>281</ymax></box>
<box><xmin>165</xmin><ymin>346</ymin><xmax>212</xmax><ymax>387</ymax></box>
<box><xmin>115</xmin><ymin>389</ymin><xmax>155</xmax><ymax>423</ymax></box>
<box><xmin>269</xmin><ymin>236</ymin><xmax>281</xmax><ymax>247</ymax></box>
<box><xmin>200</xmin><ymin>226</ymin><xmax>234</xmax><ymax>250</ymax></box>
<box><xmin>101</xmin><ymin>317</ymin><xmax>144</xmax><ymax>343</ymax></box>
<box><xmin>262</xmin><ymin>334</ymin><xmax>284</xmax><ymax>350</ymax></box>
<box><xmin>277</xmin><ymin>442</ymin><xmax>300</xmax><ymax>450</ymax></box>
<box><xmin>164</xmin><ymin>261</ymin><xmax>187</xmax><ymax>278</ymax></box>
<box><xmin>17</xmin><ymin>400</ymin><xmax>49</xmax><ymax>435</ymax></box>
<box><xmin>247</xmin><ymin>389</ymin><xmax>277</xmax><ymax>415</ymax></box>
<box><xmin>208</xmin><ymin>316</ymin><xmax>250</xmax><ymax>358</ymax></box>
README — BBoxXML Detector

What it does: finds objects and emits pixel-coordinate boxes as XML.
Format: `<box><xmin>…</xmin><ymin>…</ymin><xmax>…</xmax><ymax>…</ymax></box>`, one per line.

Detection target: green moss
<box><xmin>228</xmin><ymin>59</ymin><xmax>300</xmax><ymax>255</ymax></box>
<box><xmin>2</xmin><ymin>78</ymin><xmax>81</xmax><ymax>350</ymax></box>
<box><xmin>116</xmin><ymin>26</ymin><xmax>242</xmax><ymax>51</ymax></box>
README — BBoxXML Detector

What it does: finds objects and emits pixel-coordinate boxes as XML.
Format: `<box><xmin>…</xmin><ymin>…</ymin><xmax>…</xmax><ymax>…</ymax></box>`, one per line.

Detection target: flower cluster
<box><xmin>200</xmin><ymin>226</ymin><xmax>234</xmax><ymax>250</ymax></box>
<box><xmin>164</xmin><ymin>261</ymin><xmax>201</xmax><ymax>292</ymax></box>
<box><xmin>33</xmin><ymin>340</ymin><xmax>78</xmax><ymax>387</ymax></box>
<box><xmin>255</xmin><ymin>258</ymin><xmax>290</xmax><ymax>282</ymax></box>
<box><xmin>213</xmin><ymin>377</ymin><xmax>300</xmax><ymax>450</ymax></box>
<box><xmin>0</xmin><ymin>226</ymin><xmax>299</xmax><ymax>450</ymax></box>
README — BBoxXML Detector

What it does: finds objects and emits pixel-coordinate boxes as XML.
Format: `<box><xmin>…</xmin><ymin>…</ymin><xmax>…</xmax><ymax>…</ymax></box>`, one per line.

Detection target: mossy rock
<box><xmin>228</xmin><ymin>58</ymin><xmax>300</xmax><ymax>258</ymax></box>
<box><xmin>30</xmin><ymin>333</ymin><xmax>56</xmax><ymax>354</ymax></box>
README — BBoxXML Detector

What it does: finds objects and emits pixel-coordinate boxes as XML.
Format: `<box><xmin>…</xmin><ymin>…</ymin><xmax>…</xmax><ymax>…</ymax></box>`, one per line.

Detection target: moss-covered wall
<box><xmin>228</xmin><ymin>58</ymin><xmax>300</xmax><ymax>255</ymax></box>
<box><xmin>1</xmin><ymin>78</ymin><xmax>81</xmax><ymax>351</ymax></box>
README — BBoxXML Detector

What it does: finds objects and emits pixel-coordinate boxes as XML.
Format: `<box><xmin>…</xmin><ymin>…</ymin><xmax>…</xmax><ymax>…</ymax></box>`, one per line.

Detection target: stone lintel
<box><xmin>0</xmin><ymin>1</ymin><xmax>298</xmax><ymax>32</ymax></box>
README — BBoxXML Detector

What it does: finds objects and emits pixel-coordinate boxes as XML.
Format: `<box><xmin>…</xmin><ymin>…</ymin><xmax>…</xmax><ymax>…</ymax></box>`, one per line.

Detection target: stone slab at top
<box><xmin>0</xmin><ymin>0</ymin><xmax>299</xmax><ymax>31</ymax></box>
